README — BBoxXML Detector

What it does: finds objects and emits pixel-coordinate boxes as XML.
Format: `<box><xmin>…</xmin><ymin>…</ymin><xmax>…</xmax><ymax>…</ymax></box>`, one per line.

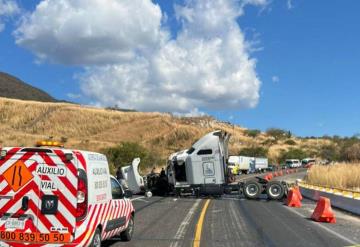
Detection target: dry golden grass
<box><xmin>0</xmin><ymin>97</ymin><xmax>331</xmax><ymax>166</ymax></box>
<box><xmin>305</xmin><ymin>163</ymin><xmax>360</xmax><ymax>191</ymax></box>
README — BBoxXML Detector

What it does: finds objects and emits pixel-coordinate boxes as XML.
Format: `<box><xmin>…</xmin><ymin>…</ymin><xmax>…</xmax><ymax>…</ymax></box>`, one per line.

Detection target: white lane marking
<box><xmin>221</xmin><ymin>197</ymin><xmax>242</xmax><ymax>201</ymax></box>
<box><xmin>131</xmin><ymin>196</ymin><xmax>146</xmax><ymax>202</ymax></box>
<box><xmin>170</xmin><ymin>199</ymin><xmax>201</xmax><ymax>247</ymax></box>
<box><xmin>284</xmin><ymin>206</ymin><xmax>358</xmax><ymax>245</ymax></box>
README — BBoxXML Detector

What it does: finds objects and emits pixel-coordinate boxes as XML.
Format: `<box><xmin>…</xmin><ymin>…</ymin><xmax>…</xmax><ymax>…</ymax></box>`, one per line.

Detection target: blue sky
<box><xmin>0</xmin><ymin>0</ymin><xmax>359</xmax><ymax>137</ymax></box>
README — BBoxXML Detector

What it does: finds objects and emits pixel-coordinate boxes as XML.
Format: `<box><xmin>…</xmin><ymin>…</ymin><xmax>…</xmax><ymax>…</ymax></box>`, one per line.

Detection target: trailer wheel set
<box><xmin>166</xmin><ymin>177</ymin><xmax>289</xmax><ymax>200</ymax></box>
<box><xmin>240</xmin><ymin>178</ymin><xmax>288</xmax><ymax>200</ymax></box>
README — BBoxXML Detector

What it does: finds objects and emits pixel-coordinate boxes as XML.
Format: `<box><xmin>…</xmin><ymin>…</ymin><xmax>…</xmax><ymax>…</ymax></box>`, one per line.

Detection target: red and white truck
<box><xmin>0</xmin><ymin>142</ymin><xmax>135</xmax><ymax>247</ymax></box>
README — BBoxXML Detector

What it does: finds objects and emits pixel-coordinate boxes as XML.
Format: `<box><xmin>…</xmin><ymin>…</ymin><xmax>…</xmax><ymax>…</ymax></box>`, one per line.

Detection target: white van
<box><xmin>0</xmin><ymin>142</ymin><xmax>135</xmax><ymax>247</ymax></box>
<box><xmin>285</xmin><ymin>159</ymin><xmax>301</xmax><ymax>168</ymax></box>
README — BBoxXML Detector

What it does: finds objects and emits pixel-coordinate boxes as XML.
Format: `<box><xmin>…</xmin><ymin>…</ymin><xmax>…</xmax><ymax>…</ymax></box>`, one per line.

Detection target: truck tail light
<box><xmin>76</xmin><ymin>169</ymin><xmax>88</xmax><ymax>221</ymax></box>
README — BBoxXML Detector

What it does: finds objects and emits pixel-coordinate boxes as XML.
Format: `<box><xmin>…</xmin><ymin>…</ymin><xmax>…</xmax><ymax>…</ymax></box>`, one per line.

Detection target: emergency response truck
<box><xmin>0</xmin><ymin>141</ymin><xmax>135</xmax><ymax>247</ymax></box>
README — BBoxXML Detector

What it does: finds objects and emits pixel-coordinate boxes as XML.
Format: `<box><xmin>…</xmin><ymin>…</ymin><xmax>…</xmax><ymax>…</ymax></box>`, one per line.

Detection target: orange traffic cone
<box><xmin>264</xmin><ymin>173</ymin><xmax>273</xmax><ymax>181</ymax></box>
<box><xmin>286</xmin><ymin>189</ymin><xmax>302</xmax><ymax>207</ymax></box>
<box><xmin>311</xmin><ymin>197</ymin><xmax>336</xmax><ymax>223</ymax></box>
<box><xmin>293</xmin><ymin>186</ymin><xmax>303</xmax><ymax>200</ymax></box>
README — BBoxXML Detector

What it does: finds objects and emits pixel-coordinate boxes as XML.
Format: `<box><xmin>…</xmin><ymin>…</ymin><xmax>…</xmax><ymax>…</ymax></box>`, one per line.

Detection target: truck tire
<box><xmin>266</xmin><ymin>181</ymin><xmax>285</xmax><ymax>200</ymax></box>
<box><xmin>90</xmin><ymin>228</ymin><xmax>101</xmax><ymax>247</ymax></box>
<box><xmin>224</xmin><ymin>186</ymin><xmax>232</xmax><ymax>194</ymax></box>
<box><xmin>243</xmin><ymin>180</ymin><xmax>261</xmax><ymax>199</ymax></box>
<box><xmin>120</xmin><ymin>215</ymin><xmax>134</xmax><ymax>241</ymax></box>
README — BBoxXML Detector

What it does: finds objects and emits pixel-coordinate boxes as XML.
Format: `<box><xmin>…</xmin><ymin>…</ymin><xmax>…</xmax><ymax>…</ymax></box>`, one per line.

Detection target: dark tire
<box><xmin>120</xmin><ymin>215</ymin><xmax>134</xmax><ymax>241</ymax></box>
<box><xmin>243</xmin><ymin>180</ymin><xmax>261</xmax><ymax>199</ymax></box>
<box><xmin>266</xmin><ymin>181</ymin><xmax>285</xmax><ymax>200</ymax></box>
<box><xmin>90</xmin><ymin>228</ymin><xmax>101</xmax><ymax>247</ymax></box>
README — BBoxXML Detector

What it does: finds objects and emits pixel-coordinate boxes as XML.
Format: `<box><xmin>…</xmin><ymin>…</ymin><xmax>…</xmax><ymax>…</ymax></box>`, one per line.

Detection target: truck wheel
<box><xmin>224</xmin><ymin>187</ymin><xmax>232</xmax><ymax>194</ymax></box>
<box><xmin>90</xmin><ymin>228</ymin><xmax>101</xmax><ymax>247</ymax></box>
<box><xmin>120</xmin><ymin>215</ymin><xmax>134</xmax><ymax>241</ymax></box>
<box><xmin>266</xmin><ymin>181</ymin><xmax>285</xmax><ymax>200</ymax></box>
<box><xmin>243</xmin><ymin>181</ymin><xmax>261</xmax><ymax>199</ymax></box>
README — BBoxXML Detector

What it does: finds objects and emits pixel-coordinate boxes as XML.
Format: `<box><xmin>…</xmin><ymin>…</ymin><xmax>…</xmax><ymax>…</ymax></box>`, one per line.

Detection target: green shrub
<box><xmin>239</xmin><ymin>146</ymin><xmax>268</xmax><ymax>157</ymax></box>
<box><xmin>266</xmin><ymin>128</ymin><xmax>292</xmax><ymax>140</ymax></box>
<box><xmin>102</xmin><ymin>142</ymin><xmax>162</xmax><ymax>175</ymax></box>
<box><xmin>244</xmin><ymin>129</ymin><xmax>261</xmax><ymax>138</ymax></box>
<box><xmin>319</xmin><ymin>144</ymin><xmax>340</xmax><ymax>162</ymax></box>
<box><xmin>284</xmin><ymin>139</ymin><xmax>296</xmax><ymax>145</ymax></box>
<box><xmin>342</xmin><ymin>143</ymin><xmax>360</xmax><ymax>161</ymax></box>
<box><xmin>262</xmin><ymin>139</ymin><xmax>278</xmax><ymax>146</ymax></box>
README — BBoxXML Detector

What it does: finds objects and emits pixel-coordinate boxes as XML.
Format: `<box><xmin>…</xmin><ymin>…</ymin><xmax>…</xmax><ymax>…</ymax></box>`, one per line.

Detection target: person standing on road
<box><xmin>160</xmin><ymin>168</ymin><xmax>166</xmax><ymax>177</ymax></box>
<box><xmin>151</xmin><ymin>167</ymin><xmax>156</xmax><ymax>175</ymax></box>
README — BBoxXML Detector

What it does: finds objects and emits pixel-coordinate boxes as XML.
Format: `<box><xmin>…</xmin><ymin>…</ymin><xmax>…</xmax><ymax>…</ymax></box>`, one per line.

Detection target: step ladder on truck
<box><xmin>166</xmin><ymin>130</ymin><xmax>289</xmax><ymax>199</ymax></box>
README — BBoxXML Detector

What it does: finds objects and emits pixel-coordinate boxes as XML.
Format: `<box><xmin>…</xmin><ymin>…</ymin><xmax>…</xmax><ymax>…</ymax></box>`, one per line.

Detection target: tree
<box><xmin>239</xmin><ymin>146</ymin><xmax>268</xmax><ymax>157</ymax></box>
<box><xmin>342</xmin><ymin>143</ymin><xmax>360</xmax><ymax>161</ymax></box>
<box><xmin>266</xmin><ymin>128</ymin><xmax>291</xmax><ymax>140</ymax></box>
<box><xmin>319</xmin><ymin>145</ymin><xmax>340</xmax><ymax>162</ymax></box>
<box><xmin>244</xmin><ymin>129</ymin><xmax>261</xmax><ymax>138</ymax></box>
<box><xmin>102</xmin><ymin>142</ymin><xmax>162</xmax><ymax>174</ymax></box>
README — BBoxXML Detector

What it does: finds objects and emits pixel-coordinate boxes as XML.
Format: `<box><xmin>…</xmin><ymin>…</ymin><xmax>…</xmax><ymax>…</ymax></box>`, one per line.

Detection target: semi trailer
<box><xmin>228</xmin><ymin>156</ymin><xmax>269</xmax><ymax>174</ymax></box>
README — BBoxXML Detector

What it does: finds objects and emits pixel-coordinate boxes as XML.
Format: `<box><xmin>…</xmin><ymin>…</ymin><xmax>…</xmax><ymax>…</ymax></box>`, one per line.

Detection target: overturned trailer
<box><xmin>121</xmin><ymin>158</ymin><xmax>147</xmax><ymax>194</ymax></box>
<box><xmin>167</xmin><ymin>130</ymin><xmax>288</xmax><ymax>199</ymax></box>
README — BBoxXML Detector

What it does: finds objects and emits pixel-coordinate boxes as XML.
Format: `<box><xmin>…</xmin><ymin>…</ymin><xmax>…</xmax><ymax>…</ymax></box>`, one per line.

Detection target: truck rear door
<box><xmin>0</xmin><ymin>149</ymin><xmax>78</xmax><ymax>244</ymax></box>
<box><xmin>0</xmin><ymin>150</ymin><xmax>41</xmax><ymax>243</ymax></box>
<box><xmin>36</xmin><ymin>150</ymin><xmax>78</xmax><ymax>244</ymax></box>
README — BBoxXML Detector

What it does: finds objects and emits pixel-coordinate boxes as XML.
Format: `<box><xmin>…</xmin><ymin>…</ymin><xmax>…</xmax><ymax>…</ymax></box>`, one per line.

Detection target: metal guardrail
<box><xmin>298</xmin><ymin>181</ymin><xmax>360</xmax><ymax>199</ymax></box>
<box><xmin>298</xmin><ymin>181</ymin><xmax>360</xmax><ymax>216</ymax></box>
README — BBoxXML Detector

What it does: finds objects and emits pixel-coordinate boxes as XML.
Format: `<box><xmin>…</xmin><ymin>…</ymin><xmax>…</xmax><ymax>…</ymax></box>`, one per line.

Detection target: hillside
<box><xmin>0</xmin><ymin>72</ymin><xmax>56</xmax><ymax>102</ymax></box>
<box><xmin>0</xmin><ymin>97</ymin><xmax>332</xmax><ymax>166</ymax></box>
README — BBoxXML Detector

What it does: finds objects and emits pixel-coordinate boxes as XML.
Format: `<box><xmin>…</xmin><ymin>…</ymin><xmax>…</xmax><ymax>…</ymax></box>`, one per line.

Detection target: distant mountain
<box><xmin>0</xmin><ymin>72</ymin><xmax>56</xmax><ymax>102</ymax></box>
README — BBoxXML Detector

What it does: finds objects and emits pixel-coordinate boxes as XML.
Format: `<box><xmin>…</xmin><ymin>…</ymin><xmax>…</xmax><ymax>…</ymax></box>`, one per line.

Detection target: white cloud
<box><xmin>0</xmin><ymin>0</ymin><xmax>20</xmax><ymax>32</ymax></box>
<box><xmin>15</xmin><ymin>0</ymin><xmax>163</xmax><ymax>65</ymax></box>
<box><xmin>15</xmin><ymin>0</ymin><xmax>266</xmax><ymax>114</ymax></box>
<box><xmin>67</xmin><ymin>93</ymin><xmax>82</xmax><ymax>99</ymax></box>
<box><xmin>272</xmin><ymin>75</ymin><xmax>280</xmax><ymax>83</ymax></box>
<box><xmin>287</xmin><ymin>0</ymin><xmax>293</xmax><ymax>9</ymax></box>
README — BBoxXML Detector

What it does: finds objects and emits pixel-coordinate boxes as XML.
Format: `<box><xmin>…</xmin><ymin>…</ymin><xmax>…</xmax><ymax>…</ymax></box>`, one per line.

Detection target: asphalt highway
<box><xmin>104</xmin><ymin>172</ymin><xmax>360</xmax><ymax>247</ymax></box>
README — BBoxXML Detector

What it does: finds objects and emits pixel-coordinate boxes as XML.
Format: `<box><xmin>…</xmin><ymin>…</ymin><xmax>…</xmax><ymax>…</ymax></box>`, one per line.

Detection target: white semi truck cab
<box><xmin>167</xmin><ymin>130</ymin><xmax>230</xmax><ymax>196</ymax></box>
<box><xmin>166</xmin><ymin>130</ymin><xmax>288</xmax><ymax>200</ymax></box>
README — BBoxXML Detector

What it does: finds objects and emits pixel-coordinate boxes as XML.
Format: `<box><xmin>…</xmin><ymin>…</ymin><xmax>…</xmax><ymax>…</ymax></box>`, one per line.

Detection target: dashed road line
<box><xmin>170</xmin><ymin>199</ymin><xmax>201</xmax><ymax>247</ymax></box>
